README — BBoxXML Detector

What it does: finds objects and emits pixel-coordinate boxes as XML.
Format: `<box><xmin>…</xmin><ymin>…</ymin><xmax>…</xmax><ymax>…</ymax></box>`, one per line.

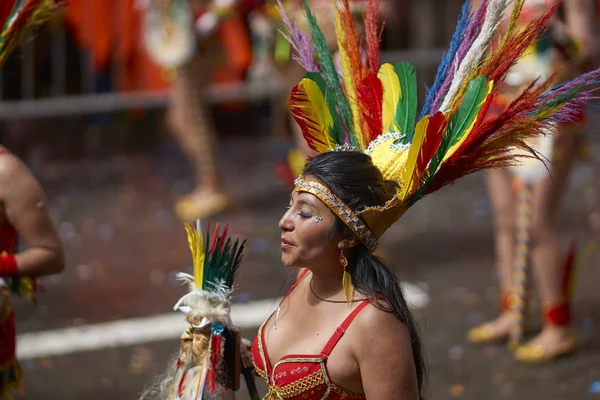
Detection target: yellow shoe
<box><xmin>174</xmin><ymin>191</ymin><xmax>230</xmax><ymax>221</ymax></box>
<box><xmin>514</xmin><ymin>334</ymin><xmax>576</xmax><ymax>363</ymax></box>
<box><xmin>467</xmin><ymin>323</ymin><xmax>509</xmax><ymax>344</ymax></box>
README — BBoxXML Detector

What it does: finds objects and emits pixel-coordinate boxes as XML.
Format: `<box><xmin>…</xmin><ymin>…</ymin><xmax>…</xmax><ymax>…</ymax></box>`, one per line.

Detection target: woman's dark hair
<box><xmin>303</xmin><ymin>151</ymin><xmax>426</xmax><ymax>399</ymax></box>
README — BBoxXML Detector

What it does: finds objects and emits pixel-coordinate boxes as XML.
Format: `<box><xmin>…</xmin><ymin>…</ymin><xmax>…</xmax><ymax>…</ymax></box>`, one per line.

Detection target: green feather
<box><xmin>198</xmin><ymin>226</ymin><xmax>245</xmax><ymax>292</ymax></box>
<box><xmin>302</xmin><ymin>0</ymin><xmax>355</xmax><ymax>146</ymax></box>
<box><xmin>304</xmin><ymin>71</ymin><xmax>344</xmax><ymax>144</ymax></box>
<box><xmin>446</xmin><ymin>76</ymin><xmax>489</xmax><ymax>147</ymax></box>
<box><xmin>428</xmin><ymin>76</ymin><xmax>488</xmax><ymax>173</ymax></box>
<box><xmin>394</xmin><ymin>62</ymin><xmax>418</xmax><ymax>143</ymax></box>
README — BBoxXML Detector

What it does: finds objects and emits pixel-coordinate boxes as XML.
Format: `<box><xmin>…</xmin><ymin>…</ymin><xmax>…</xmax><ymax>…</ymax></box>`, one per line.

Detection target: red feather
<box><xmin>479</xmin><ymin>1</ymin><xmax>560</xmax><ymax>87</ymax></box>
<box><xmin>219</xmin><ymin>224</ymin><xmax>229</xmax><ymax>251</ymax></box>
<box><xmin>339</xmin><ymin>0</ymin><xmax>365</xmax><ymax>81</ymax></box>
<box><xmin>356</xmin><ymin>73</ymin><xmax>383</xmax><ymax>142</ymax></box>
<box><xmin>288</xmin><ymin>83</ymin><xmax>330</xmax><ymax>152</ymax></box>
<box><xmin>210</xmin><ymin>222</ymin><xmax>220</xmax><ymax>253</ymax></box>
<box><xmin>363</xmin><ymin>0</ymin><xmax>382</xmax><ymax>75</ymax></box>
<box><xmin>421</xmin><ymin>78</ymin><xmax>555</xmax><ymax>196</ymax></box>
<box><xmin>416</xmin><ymin>112</ymin><xmax>447</xmax><ymax>175</ymax></box>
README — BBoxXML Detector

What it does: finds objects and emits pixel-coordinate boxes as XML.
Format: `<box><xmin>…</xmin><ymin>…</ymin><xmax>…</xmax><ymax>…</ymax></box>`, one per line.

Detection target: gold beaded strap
<box><xmin>294</xmin><ymin>178</ymin><xmax>378</xmax><ymax>252</ymax></box>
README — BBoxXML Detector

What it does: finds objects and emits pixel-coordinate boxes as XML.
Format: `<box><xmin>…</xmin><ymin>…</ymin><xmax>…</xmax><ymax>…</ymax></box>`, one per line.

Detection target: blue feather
<box><xmin>419</xmin><ymin>0</ymin><xmax>472</xmax><ymax>119</ymax></box>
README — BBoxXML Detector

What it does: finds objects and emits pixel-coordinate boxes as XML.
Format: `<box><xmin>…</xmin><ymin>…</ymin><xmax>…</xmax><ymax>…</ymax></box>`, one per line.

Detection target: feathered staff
<box><xmin>170</xmin><ymin>221</ymin><xmax>246</xmax><ymax>399</ymax></box>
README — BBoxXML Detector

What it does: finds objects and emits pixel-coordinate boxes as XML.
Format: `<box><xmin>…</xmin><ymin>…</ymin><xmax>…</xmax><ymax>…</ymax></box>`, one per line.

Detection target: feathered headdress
<box><xmin>281</xmin><ymin>0</ymin><xmax>599</xmax><ymax>253</ymax></box>
<box><xmin>0</xmin><ymin>0</ymin><xmax>59</xmax><ymax>67</ymax></box>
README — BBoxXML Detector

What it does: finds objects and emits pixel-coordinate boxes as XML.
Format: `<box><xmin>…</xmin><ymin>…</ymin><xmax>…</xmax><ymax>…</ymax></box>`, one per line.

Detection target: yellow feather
<box><xmin>443</xmin><ymin>80</ymin><xmax>494</xmax><ymax>162</ymax></box>
<box><xmin>378</xmin><ymin>64</ymin><xmax>401</xmax><ymax>132</ymax></box>
<box><xmin>293</xmin><ymin>78</ymin><xmax>336</xmax><ymax>153</ymax></box>
<box><xmin>400</xmin><ymin>116</ymin><xmax>430</xmax><ymax>200</ymax></box>
<box><xmin>499</xmin><ymin>0</ymin><xmax>525</xmax><ymax>50</ymax></box>
<box><xmin>331</xmin><ymin>0</ymin><xmax>364</xmax><ymax>149</ymax></box>
<box><xmin>184</xmin><ymin>221</ymin><xmax>205</xmax><ymax>289</ymax></box>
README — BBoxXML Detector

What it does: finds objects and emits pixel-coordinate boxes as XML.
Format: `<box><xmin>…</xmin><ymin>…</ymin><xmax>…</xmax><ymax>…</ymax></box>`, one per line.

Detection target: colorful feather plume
<box><xmin>422</xmin><ymin>0</ymin><xmax>474</xmax><ymax>117</ymax></box>
<box><xmin>332</xmin><ymin>0</ymin><xmax>366</xmax><ymax>148</ymax></box>
<box><xmin>0</xmin><ymin>0</ymin><xmax>59</xmax><ymax>67</ymax></box>
<box><xmin>439</xmin><ymin>0</ymin><xmax>505</xmax><ymax>112</ymax></box>
<box><xmin>289</xmin><ymin>72</ymin><xmax>341</xmax><ymax>152</ymax></box>
<box><xmin>183</xmin><ymin>221</ymin><xmax>245</xmax><ymax>293</ymax></box>
<box><xmin>282</xmin><ymin>0</ymin><xmax>600</xmax><ymax>237</ymax></box>
<box><xmin>302</xmin><ymin>0</ymin><xmax>355</xmax><ymax>145</ymax></box>
<box><xmin>479</xmin><ymin>0</ymin><xmax>558</xmax><ymax>85</ymax></box>
<box><xmin>431</xmin><ymin>0</ymin><xmax>489</xmax><ymax>113</ymax></box>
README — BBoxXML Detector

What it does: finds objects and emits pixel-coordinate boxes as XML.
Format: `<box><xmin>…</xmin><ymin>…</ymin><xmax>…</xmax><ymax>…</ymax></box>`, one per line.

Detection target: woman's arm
<box><xmin>1</xmin><ymin>155</ymin><xmax>64</xmax><ymax>276</ymax></box>
<box><xmin>353</xmin><ymin>306</ymin><xmax>420</xmax><ymax>399</ymax></box>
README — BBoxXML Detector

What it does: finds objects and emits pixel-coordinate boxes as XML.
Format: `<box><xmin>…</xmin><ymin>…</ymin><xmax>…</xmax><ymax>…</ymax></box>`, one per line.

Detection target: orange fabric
<box><xmin>65</xmin><ymin>0</ymin><xmax>168</xmax><ymax>92</ymax></box>
<box><xmin>64</xmin><ymin>0</ymin><xmax>113</xmax><ymax>73</ymax></box>
<box><xmin>211</xmin><ymin>14</ymin><xmax>253</xmax><ymax>110</ymax></box>
<box><xmin>213</xmin><ymin>15</ymin><xmax>252</xmax><ymax>84</ymax></box>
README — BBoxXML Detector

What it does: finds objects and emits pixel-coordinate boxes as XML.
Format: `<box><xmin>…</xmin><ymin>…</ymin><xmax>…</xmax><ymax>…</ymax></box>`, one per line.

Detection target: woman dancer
<box><xmin>142</xmin><ymin>0</ymin><xmax>253</xmax><ymax>221</ymax></box>
<box><xmin>251</xmin><ymin>0</ymin><xmax>600</xmax><ymax>397</ymax></box>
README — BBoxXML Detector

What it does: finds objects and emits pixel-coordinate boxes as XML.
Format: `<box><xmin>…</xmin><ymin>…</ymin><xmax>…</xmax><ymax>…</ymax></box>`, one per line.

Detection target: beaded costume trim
<box><xmin>294</xmin><ymin>178</ymin><xmax>378</xmax><ymax>252</ymax></box>
<box><xmin>266</xmin><ymin>358</ymin><xmax>365</xmax><ymax>400</ymax></box>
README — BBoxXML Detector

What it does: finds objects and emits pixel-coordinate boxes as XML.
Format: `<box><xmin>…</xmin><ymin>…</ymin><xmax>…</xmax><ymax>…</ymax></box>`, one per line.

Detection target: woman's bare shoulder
<box><xmin>352</xmin><ymin>301</ymin><xmax>411</xmax><ymax>343</ymax></box>
<box><xmin>349</xmin><ymin>302</ymin><xmax>419</xmax><ymax>398</ymax></box>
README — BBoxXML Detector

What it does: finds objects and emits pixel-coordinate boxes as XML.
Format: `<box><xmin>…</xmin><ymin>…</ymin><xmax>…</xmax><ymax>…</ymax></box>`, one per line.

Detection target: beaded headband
<box><xmin>294</xmin><ymin>177</ymin><xmax>378</xmax><ymax>252</ymax></box>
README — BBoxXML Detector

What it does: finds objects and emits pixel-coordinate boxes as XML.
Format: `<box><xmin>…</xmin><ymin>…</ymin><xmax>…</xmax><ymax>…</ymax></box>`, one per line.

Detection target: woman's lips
<box><xmin>281</xmin><ymin>238</ymin><xmax>294</xmax><ymax>249</ymax></box>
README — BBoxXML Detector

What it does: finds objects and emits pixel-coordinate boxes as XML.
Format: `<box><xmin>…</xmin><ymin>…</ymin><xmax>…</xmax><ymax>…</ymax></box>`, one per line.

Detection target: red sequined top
<box><xmin>252</xmin><ymin>272</ymin><xmax>368</xmax><ymax>400</ymax></box>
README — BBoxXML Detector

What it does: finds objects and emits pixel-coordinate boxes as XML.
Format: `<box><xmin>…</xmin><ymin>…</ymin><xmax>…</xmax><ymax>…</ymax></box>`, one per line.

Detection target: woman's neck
<box><xmin>307</xmin><ymin>264</ymin><xmax>345</xmax><ymax>299</ymax></box>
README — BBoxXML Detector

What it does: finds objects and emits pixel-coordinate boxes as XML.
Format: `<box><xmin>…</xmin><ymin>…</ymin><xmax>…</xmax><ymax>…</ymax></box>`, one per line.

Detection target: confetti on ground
<box><xmin>449</xmin><ymin>384</ymin><xmax>465</xmax><ymax>398</ymax></box>
<box><xmin>589</xmin><ymin>381</ymin><xmax>600</xmax><ymax>394</ymax></box>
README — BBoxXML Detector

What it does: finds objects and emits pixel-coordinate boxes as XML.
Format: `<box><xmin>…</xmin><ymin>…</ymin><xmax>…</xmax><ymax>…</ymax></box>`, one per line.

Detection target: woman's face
<box><xmin>278</xmin><ymin>183</ymin><xmax>340</xmax><ymax>268</ymax></box>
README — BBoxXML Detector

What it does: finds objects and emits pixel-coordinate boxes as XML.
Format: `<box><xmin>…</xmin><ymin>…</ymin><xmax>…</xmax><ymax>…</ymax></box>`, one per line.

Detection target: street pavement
<box><xmin>9</xmin><ymin>109</ymin><xmax>600</xmax><ymax>400</ymax></box>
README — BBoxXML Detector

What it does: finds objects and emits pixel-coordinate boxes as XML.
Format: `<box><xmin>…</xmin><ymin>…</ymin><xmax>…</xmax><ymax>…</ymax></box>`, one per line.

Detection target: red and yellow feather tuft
<box><xmin>288</xmin><ymin>77</ymin><xmax>338</xmax><ymax>153</ymax></box>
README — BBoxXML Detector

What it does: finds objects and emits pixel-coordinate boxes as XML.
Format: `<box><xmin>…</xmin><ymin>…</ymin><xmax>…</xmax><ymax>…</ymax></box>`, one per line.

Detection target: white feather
<box><xmin>439</xmin><ymin>0</ymin><xmax>506</xmax><ymax>112</ymax></box>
